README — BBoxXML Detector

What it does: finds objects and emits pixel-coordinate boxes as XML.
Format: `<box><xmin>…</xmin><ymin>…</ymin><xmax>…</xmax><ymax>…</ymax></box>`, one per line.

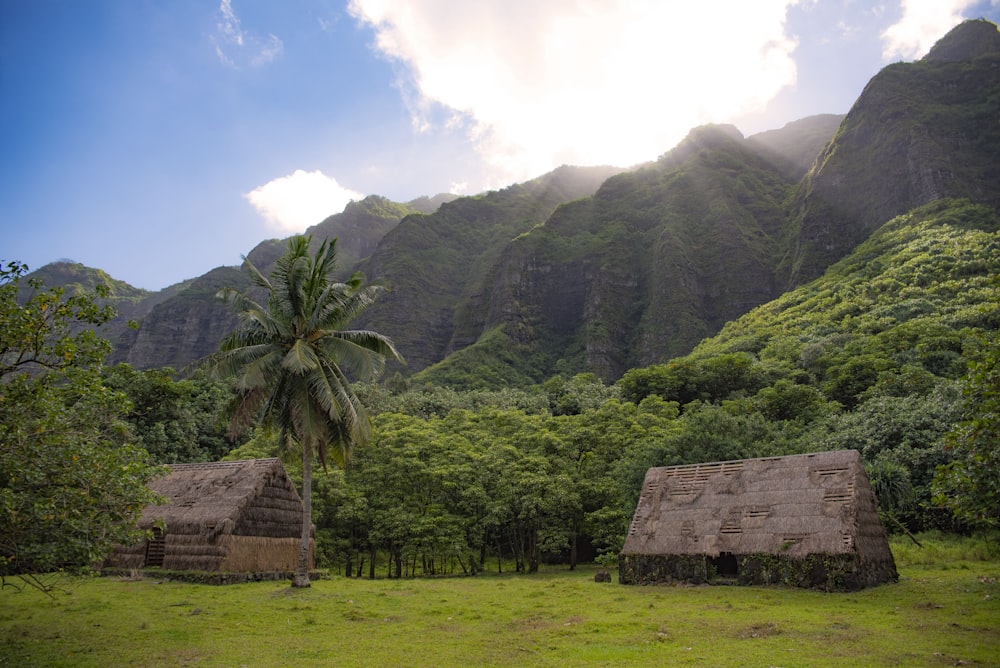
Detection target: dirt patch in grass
<box><xmin>737</xmin><ymin>622</ymin><xmax>782</xmax><ymax>639</ymax></box>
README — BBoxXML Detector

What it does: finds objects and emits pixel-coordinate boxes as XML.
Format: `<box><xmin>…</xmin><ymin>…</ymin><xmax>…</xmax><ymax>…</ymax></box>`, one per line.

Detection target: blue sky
<box><xmin>2</xmin><ymin>1</ymin><xmax>998</xmax><ymax>291</ymax></box>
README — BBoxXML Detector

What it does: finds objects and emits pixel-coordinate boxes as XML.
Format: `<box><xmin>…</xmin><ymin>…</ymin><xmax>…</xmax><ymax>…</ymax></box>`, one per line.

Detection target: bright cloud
<box><xmin>214</xmin><ymin>0</ymin><xmax>284</xmax><ymax>68</ymax></box>
<box><xmin>245</xmin><ymin>170</ymin><xmax>364</xmax><ymax>233</ymax></box>
<box><xmin>348</xmin><ymin>0</ymin><xmax>800</xmax><ymax>184</ymax></box>
<box><xmin>881</xmin><ymin>0</ymin><xmax>979</xmax><ymax>59</ymax></box>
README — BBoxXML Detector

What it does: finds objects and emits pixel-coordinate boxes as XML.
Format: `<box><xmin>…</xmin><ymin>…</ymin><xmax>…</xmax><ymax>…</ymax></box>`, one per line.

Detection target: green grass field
<box><xmin>2</xmin><ymin>535</ymin><xmax>998</xmax><ymax>667</ymax></box>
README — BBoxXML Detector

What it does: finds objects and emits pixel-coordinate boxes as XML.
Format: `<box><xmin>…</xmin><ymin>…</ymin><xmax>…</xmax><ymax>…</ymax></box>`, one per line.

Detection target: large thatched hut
<box><xmin>619</xmin><ymin>450</ymin><xmax>897</xmax><ymax>591</ymax></box>
<box><xmin>107</xmin><ymin>458</ymin><xmax>313</xmax><ymax>572</ymax></box>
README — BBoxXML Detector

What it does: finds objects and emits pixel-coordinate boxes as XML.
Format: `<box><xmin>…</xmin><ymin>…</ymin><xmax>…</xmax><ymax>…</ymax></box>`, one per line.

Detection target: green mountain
<box><xmin>25</xmin><ymin>20</ymin><xmax>1000</xmax><ymax>389</ymax></box>
<box><xmin>416</xmin><ymin>124</ymin><xmax>797</xmax><ymax>386</ymax></box>
<box><xmin>352</xmin><ymin>165</ymin><xmax>625</xmax><ymax>372</ymax></box>
<box><xmin>746</xmin><ymin>113</ymin><xmax>845</xmax><ymax>180</ymax></box>
<box><xmin>415</xmin><ymin>19</ymin><xmax>1000</xmax><ymax>387</ymax></box>
<box><xmin>784</xmin><ymin>18</ymin><xmax>1000</xmax><ymax>287</ymax></box>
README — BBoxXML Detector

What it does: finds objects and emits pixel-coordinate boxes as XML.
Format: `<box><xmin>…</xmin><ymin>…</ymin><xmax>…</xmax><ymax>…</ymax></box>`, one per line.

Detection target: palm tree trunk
<box><xmin>293</xmin><ymin>443</ymin><xmax>313</xmax><ymax>588</ymax></box>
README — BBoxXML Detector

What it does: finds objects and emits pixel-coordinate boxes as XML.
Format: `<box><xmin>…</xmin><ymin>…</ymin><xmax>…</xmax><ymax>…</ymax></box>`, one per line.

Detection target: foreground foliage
<box><xmin>0</xmin><ymin>262</ymin><xmax>162</xmax><ymax>587</ymax></box>
<box><xmin>1</xmin><ymin>535</ymin><xmax>996</xmax><ymax>667</ymax></box>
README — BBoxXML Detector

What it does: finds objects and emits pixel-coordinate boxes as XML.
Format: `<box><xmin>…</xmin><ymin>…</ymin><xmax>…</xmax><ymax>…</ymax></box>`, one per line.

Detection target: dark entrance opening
<box><xmin>145</xmin><ymin>527</ymin><xmax>165</xmax><ymax>568</ymax></box>
<box><xmin>710</xmin><ymin>551</ymin><xmax>738</xmax><ymax>578</ymax></box>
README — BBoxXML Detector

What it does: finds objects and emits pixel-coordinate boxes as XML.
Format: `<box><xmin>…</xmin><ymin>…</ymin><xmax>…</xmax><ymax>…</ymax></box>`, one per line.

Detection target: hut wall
<box><xmin>218</xmin><ymin>535</ymin><xmax>314</xmax><ymax>572</ymax></box>
<box><xmin>161</xmin><ymin>533</ymin><xmax>227</xmax><ymax>571</ymax></box>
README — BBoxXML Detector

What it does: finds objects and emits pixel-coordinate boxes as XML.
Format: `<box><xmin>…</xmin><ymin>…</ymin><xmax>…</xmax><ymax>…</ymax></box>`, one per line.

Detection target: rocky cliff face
<box><xmin>784</xmin><ymin>19</ymin><xmax>1000</xmax><ymax>287</ymax></box>
<box><xmin>445</xmin><ymin>125</ymin><xmax>795</xmax><ymax>382</ymax></box>
<box><xmin>353</xmin><ymin>165</ymin><xmax>625</xmax><ymax>372</ymax></box>
<box><xmin>112</xmin><ymin>266</ymin><xmax>245</xmax><ymax>370</ymax></box>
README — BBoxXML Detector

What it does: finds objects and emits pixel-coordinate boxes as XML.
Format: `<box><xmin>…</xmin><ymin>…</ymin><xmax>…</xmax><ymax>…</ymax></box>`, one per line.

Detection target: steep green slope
<box><xmin>113</xmin><ymin>266</ymin><xmax>248</xmax><ymax>370</ymax></box>
<box><xmin>612</xmin><ymin>199</ymin><xmax>998</xmax><ymax>527</ymax></box>
<box><xmin>23</xmin><ymin>261</ymin><xmax>158</xmax><ymax>357</ymax></box>
<box><xmin>416</xmin><ymin>125</ymin><xmax>798</xmax><ymax>387</ymax></box>
<box><xmin>354</xmin><ymin>165</ymin><xmax>624</xmax><ymax>372</ymax></box>
<box><xmin>25</xmin><ymin>261</ymin><xmax>149</xmax><ymax>301</ymax></box>
<box><xmin>418</xmin><ymin>21</ymin><xmax>1000</xmax><ymax>391</ymax></box>
<box><xmin>784</xmin><ymin>20</ymin><xmax>1000</xmax><ymax>287</ymax></box>
<box><xmin>684</xmin><ymin>199</ymin><xmax>999</xmax><ymax>402</ymax></box>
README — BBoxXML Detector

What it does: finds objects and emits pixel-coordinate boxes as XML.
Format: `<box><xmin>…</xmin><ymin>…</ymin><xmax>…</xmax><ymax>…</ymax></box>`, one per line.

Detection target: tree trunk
<box><xmin>528</xmin><ymin>527</ymin><xmax>539</xmax><ymax>574</ymax></box>
<box><xmin>293</xmin><ymin>444</ymin><xmax>313</xmax><ymax>588</ymax></box>
<box><xmin>569</xmin><ymin>520</ymin><xmax>579</xmax><ymax>571</ymax></box>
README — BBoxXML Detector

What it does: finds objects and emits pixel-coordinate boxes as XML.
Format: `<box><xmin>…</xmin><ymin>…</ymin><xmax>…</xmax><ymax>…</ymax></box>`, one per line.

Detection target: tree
<box><xmin>103</xmin><ymin>364</ymin><xmax>234</xmax><ymax>464</ymax></box>
<box><xmin>933</xmin><ymin>335</ymin><xmax>1000</xmax><ymax>532</ymax></box>
<box><xmin>0</xmin><ymin>261</ymin><xmax>162</xmax><ymax>590</ymax></box>
<box><xmin>208</xmin><ymin>236</ymin><xmax>403</xmax><ymax>587</ymax></box>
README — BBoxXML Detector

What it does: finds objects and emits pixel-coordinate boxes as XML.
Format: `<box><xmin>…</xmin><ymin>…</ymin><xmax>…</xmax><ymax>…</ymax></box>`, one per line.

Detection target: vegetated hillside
<box><xmin>110</xmin><ymin>266</ymin><xmax>249</xmax><ymax>370</ymax></box>
<box><xmin>415</xmin><ymin>124</ymin><xmax>798</xmax><ymax>387</ymax></box>
<box><xmin>304</xmin><ymin>195</ymin><xmax>451</xmax><ymax>273</ymax></box>
<box><xmin>353</xmin><ymin>164</ymin><xmax>625</xmax><ymax>372</ymax></box>
<box><xmin>683</xmin><ymin>199</ymin><xmax>999</xmax><ymax>395</ymax></box>
<box><xmin>783</xmin><ymin>19</ymin><xmax>1000</xmax><ymax>287</ymax></box>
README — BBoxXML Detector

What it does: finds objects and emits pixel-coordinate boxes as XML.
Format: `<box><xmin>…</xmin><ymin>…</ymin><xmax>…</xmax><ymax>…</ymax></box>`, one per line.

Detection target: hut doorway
<box><xmin>711</xmin><ymin>552</ymin><xmax>738</xmax><ymax>578</ymax></box>
<box><xmin>145</xmin><ymin>528</ymin><xmax>165</xmax><ymax>568</ymax></box>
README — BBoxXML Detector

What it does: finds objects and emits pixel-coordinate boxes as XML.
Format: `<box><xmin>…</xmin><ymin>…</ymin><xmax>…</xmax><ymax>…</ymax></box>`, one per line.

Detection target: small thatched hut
<box><xmin>107</xmin><ymin>458</ymin><xmax>313</xmax><ymax>573</ymax></box>
<box><xmin>619</xmin><ymin>450</ymin><xmax>897</xmax><ymax>591</ymax></box>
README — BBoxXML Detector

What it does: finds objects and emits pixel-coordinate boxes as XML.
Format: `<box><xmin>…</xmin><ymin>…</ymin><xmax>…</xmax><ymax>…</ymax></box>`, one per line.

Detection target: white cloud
<box><xmin>881</xmin><ymin>0</ymin><xmax>978</xmax><ymax>60</ymax></box>
<box><xmin>251</xmin><ymin>34</ymin><xmax>284</xmax><ymax>66</ymax></box>
<box><xmin>217</xmin><ymin>0</ymin><xmax>244</xmax><ymax>46</ymax></box>
<box><xmin>245</xmin><ymin>170</ymin><xmax>364</xmax><ymax>233</ymax></box>
<box><xmin>214</xmin><ymin>0</ymin><xmax>284</xmax><ymax>68</ymax></box>
<box><xmin>348</xmin><ymin>0</ymin><xmax>800</xmax><ymax>184</ymax></box>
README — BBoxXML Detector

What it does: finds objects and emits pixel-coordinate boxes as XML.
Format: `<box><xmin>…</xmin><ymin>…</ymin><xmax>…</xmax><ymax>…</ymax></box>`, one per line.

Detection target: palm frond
<box><xmin>283</xmin><ymin>338</ymin><xmax>322</xmax><ymax>375</ymax></box>
<box><xmin>322</xmin><ymin>330</ymin><xmax>403</xmax><ymax>379</ymax></box>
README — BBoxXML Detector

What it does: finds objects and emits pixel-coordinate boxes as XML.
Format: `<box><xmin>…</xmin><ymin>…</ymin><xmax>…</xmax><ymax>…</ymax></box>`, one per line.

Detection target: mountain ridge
<box><xmin>24</xmin><ymin>20</ymin><xmax>1000</xmax><ymax>388</ymax></box>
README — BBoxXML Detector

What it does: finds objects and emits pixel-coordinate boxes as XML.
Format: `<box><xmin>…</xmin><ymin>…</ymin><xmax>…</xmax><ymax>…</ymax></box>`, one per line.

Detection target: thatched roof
<box><xmin>621</xmin><ymin>449</ymin><xmax>893</xmax><ymax>563</ymax></box>
<box><xmin>140</xmin><ymin>458</ymin><xmax>305</xmax><ymax>539</ymax></box>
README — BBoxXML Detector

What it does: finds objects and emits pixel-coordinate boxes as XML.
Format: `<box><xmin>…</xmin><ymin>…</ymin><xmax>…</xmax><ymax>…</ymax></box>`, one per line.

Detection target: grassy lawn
<box><xmin>1</xmin><ymin>535</ymin><xmax>997</xmax><ymax>667</ymax></box>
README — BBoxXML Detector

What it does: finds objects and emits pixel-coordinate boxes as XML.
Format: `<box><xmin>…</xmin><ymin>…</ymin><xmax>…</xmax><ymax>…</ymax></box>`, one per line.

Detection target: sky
<box><xmin>2</xmin><ymin>1</ymin><xmax>998</xmax><ymax>291</ymax></box>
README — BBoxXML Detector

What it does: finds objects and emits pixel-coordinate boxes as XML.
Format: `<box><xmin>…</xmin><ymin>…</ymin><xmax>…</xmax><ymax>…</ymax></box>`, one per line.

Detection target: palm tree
<box><xmin>209</xmin><ymin>235</ymin><xmax>402</xmax><ymax>587</ymax></box>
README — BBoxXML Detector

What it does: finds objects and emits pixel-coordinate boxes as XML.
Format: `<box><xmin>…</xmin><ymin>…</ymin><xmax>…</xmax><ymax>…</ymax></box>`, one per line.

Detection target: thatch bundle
<box><xmin>219</xmin><ymin>535</ymin><xmax>306</xmax><ymax>572</ymax></box>
<box><xmin>106</xmin><ymin>459</ymin><xmax>313</xmax><ymax>573</ymax></box>
<box><xmin>619</xmin><ymin>450</ymin><xmax>897</xmax><ymax>591</ymax></box>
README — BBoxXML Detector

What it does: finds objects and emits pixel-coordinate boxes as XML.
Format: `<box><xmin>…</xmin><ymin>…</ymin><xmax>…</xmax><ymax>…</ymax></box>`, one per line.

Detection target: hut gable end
<box><xmin>619</xmin><ymin>450</ymin><xmax>898</xmax><ymax>591</ymax></box>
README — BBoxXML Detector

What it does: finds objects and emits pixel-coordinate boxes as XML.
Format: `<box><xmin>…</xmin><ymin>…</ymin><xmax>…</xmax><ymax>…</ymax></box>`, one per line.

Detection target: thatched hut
<box><xmin>619</xmin><ymin>450</ymin><xmax>897</xmax><ymax>591</ymax></box>
<box><xmin>107</xmin><ymin>458</ymin><xmax>313</xmax><ymax>572</ymax></box>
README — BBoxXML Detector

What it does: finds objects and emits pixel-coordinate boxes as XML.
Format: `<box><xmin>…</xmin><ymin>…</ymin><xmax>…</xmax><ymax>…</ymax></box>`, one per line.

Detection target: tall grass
<box><xmin>890</xmin><ymin>530</ymin><xmax>999</xmax><ymax>567</ymax></box>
